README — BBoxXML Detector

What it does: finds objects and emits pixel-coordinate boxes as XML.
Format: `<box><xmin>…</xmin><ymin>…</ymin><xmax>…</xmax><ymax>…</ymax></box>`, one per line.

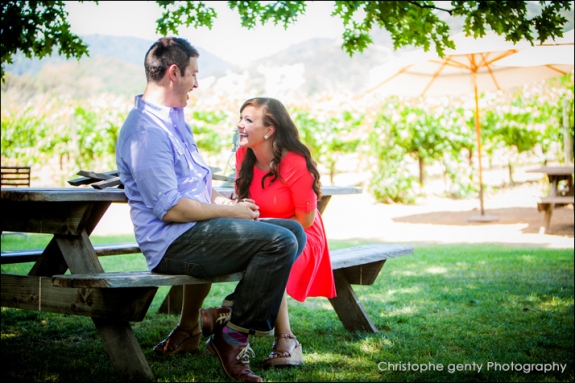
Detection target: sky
<box><xmin>65</xmin><ymin>1</ymin><xmax>345</xmax><ymax>66</ymax></box>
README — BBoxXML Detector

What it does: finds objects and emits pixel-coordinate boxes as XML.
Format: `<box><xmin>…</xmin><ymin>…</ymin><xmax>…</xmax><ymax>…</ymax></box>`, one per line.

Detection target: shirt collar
<box><xmin>134</xmin><ymin>95</ymin><xmax>184</xmax><ymax>126</ymax></box>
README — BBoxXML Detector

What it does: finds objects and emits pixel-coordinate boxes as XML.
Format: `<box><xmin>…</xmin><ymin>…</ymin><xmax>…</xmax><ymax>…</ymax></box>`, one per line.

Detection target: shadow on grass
<box><xmin>391</xmin><ymin>206</ymin><xmax>574</xmax><ymax>237</ymax></box>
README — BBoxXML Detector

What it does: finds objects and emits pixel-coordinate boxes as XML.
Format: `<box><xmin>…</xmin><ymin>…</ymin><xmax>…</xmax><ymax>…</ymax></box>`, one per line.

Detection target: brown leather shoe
<box><xmin>206</xmin><ymin>330</ymin><xmax>262</xmax><ymax>382</ymax></box>
<box><xmin>153</xmin><ymin>325</ymin><xmax>201</xmax><ymax>355</ymax></box>
<box><xmin>199</xmin><ymin>306</ymin><xmax>232</xmax><ymax>337</ymax></box>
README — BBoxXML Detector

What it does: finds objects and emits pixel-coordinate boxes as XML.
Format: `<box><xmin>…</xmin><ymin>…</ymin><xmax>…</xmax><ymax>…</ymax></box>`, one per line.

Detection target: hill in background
<box><xmin>2</xmin><ymin>35</ymin><xmax>237</xmax><ymax>100</ymax></box>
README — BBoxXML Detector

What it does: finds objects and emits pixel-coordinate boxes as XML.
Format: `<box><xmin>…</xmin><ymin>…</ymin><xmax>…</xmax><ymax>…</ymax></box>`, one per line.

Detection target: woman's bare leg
<box><xmin>274</xmin><ymin>292</ymin><xmax>292</xmax><ymax>336</ymax></box>
<box><xmin>179</xmin><ymin>283</ymin><xmax>212</xmax><ymax>330</ymax></box>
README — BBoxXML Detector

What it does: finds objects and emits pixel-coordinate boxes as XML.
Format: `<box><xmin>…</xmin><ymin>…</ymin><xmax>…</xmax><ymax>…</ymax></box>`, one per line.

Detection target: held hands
<box><xmin>231</xmin><ymin>198</ymin><xmax>259</xmax><ymax>221</ymax></box>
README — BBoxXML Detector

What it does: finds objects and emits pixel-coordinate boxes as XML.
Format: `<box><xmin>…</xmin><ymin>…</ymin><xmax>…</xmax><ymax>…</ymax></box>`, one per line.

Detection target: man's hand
<box><xmin>163</xmin><ymin>196</ymin><xmax>259</xmax><ymax>222</ymax></box>
<box><xmin>234</xmin><ymin>200</ymin><xmax>259</xmax><ymax>221</ymax></box>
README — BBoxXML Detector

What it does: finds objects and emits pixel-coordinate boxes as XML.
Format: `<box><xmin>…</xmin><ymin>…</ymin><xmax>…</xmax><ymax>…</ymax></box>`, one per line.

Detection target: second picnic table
<box><xmin>526</xmin><ymin>165</ymin><xmax>574</xmax><ymax>233</ymax></box>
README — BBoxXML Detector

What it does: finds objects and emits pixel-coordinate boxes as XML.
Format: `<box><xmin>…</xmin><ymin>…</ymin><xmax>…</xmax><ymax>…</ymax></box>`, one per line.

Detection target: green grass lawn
<box><xmin>1</xmin><ymin>234</ymin><xmax>573</xmax><ymax>382</ymax></box>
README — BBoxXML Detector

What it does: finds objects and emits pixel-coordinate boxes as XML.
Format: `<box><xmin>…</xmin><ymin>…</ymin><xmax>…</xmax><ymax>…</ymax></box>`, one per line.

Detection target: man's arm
<box><xmin>163</xmin><ymin>197</ymin><xmax>259</xmax><ymax>222</ymax></box>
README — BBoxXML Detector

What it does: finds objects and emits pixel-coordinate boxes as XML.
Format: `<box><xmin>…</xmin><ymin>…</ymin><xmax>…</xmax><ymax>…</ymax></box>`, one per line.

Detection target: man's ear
<box><xmin>167</xmin><ymin>64</ymin><xmax>179</xmax><ymax>82</ymax></box>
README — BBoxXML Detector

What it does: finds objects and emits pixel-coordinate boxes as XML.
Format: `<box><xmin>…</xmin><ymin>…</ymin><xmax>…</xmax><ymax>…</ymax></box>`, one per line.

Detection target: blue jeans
<box><xmin>153</xmin><ymin>218</ymin><xmax>306</xmax><ymax>336</ymax></box>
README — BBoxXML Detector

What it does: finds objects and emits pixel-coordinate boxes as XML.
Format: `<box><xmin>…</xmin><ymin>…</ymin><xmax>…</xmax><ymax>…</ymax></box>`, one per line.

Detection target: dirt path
<box><xmin>93</xmin><ymin>182</ymin><xmax>573</xmax><ymax>249</ymax></box>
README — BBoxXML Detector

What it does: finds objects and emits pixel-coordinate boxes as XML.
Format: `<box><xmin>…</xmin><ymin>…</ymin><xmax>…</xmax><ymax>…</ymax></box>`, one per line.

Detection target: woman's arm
<box><xmin>293</xmin><ymin>209</ymin><xmax>316</xmax><ymax>229</ymax></box>
<box><xmin>211</xmin><ymin>188</ymin><xmax>234</xmax><ymax>205</ymax></box>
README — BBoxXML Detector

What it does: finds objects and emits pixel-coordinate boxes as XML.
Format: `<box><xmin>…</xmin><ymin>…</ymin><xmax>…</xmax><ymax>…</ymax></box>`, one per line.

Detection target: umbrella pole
<box><xmin>474</xmin><ymin>82</ymin><xmax>485</xmax><ymax>216</ymax></box>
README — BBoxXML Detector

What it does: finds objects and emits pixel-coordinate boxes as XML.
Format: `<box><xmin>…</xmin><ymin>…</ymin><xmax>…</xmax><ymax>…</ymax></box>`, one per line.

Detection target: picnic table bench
<box><xmin>1</xmin><ymin>182</ymin><xmax>413</xmax><ymax>379</ymax></box>
<box><xmin>526</xmin><ymin>165</ymin><xmax>574</xmax><ymax>233</ymax></box>
<box><xmin>1</xmin><ymin>166</ymin><xmax>31</xmax><ymax>187</ymax></box>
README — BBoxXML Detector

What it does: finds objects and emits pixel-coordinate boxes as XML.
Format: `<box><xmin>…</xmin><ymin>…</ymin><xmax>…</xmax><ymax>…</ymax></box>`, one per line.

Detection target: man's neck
<box><xmin>142</xmin><ymin>82</ymin><xmax>179</xmax><ymax>108</ymax></box>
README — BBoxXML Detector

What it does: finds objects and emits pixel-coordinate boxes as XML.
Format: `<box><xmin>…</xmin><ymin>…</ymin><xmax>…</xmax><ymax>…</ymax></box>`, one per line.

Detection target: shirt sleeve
<box><xmin>121</xmin><ymin>126</ymin><xmax>182</xmax><ymax>220</ymax></box>
<box><xmin>282</xmin><ymin>153</ymin><xmax>317</xmax><ymax>213</ymax></box>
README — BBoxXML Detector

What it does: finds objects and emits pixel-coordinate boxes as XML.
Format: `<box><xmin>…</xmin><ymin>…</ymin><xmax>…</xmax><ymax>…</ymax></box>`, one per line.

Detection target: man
<box><xmin>116</xmin><ymin>37</ymin><xmax>305</xmax><ymax>382</ymax></box>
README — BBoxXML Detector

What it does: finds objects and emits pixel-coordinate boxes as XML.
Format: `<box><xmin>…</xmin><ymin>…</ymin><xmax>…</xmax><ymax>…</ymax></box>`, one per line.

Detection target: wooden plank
<box><xmin>91</xmin><ymin>177</ymin><xmax>122</xmax><ymax>189</ymax></box>
<box><xmin>542</xmin><ymin>203</ymin><xmax>553</xmax><ymax>234</ymax></box>
<box><xmin>526</xmin><ymin>166</ymin><xmax>574</xmax><ymax>176</ymax></box>
<box><xmin>56</xmin><ymin>231</ymin><xmax>104</xmax><ymax>274</ymax></box>
<box><xmin>53</xmin><ymin>270</ymin><xmax>245</xmax><ymax>288</ymax></box>
<box><xmin>317</xmin><ymin>195</ymin><xmax>331</xmax><ymax>214</ymax></box>
<box><xmin>1</xmin><ymin>242</ymin><xmax>141</xmax><ymax>264</ymax></box>
<box><xmin>53</xmin><ymin>245</ymin><xmax>413</xmax><ymax>289</ymax></box>
<box><xmin>28</xmin><ymin>238</ymin><xmax>69</xmax><ymax>277</ymax></box>
<box><xmin>92</xmin><ymin>318</ymin><xmax>154</xmax><ymax>379</ymax></box>
<box><xmin>1</xmin><ymin>274</ymin><xmax>157</xmax><ymax>321</ymax></box>
<box><xmin>211</xmin><ymin>174</ymin><xmax>234</xmax><ymax>182</ymax></box>
<box><xmin>540</xmin><ymin>196</ymin><xmax>574</xmax><ymax>204</ymax></box>
<box><xmin>342</xmin><ymin>261</ymin><xmax>386</xmax><ymax>285</ymax></box>
<box><xmin>328</xmin><ymin>269</ymin><xmax>378</xmax><ymax>332</ymax></box>
<box><xmin>330</xmin><ymin>244</ymin><xmax>413</xmax><ymax>270</ymax></box>
<box><xmin>1</xmin><ymin>188</ymin><xmax>128</xmax><ymax>203</ymax></box>
<box><xmin>158</xmin><ymin>283</ymin><xmax>184</xmax><ymax>314</ymax></box>
<box><xmin>1</xmin><ymin>166</ymin><xmax>31</xmax><ymax>187</ymax></box>
<box><xmin>2</xmin><ymin>200</ymin><xmax>96</xmax><ymax>235</ymax></box>
<box><xmin>68</xmin><ymin>170</ymin><xmax>118</xmax><ymax>186</ymax></box>
<box><xmin>77</xmin><ymin>170</ymin><xmax>115</xmax><ymax>181</ymax></box>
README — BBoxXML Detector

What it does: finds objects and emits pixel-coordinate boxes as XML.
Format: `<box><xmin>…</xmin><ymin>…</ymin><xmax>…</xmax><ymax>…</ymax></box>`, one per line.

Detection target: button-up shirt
<box><xmin>116</xmin><ymin>95</ymin><xmax>213</xmax><ymax>270</ymax></box>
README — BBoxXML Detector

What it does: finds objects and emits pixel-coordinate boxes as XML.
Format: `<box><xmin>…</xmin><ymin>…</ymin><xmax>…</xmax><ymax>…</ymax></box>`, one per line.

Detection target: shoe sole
<box><xmin>264</xmin><ymin>343</ymin><xmax>303</xmax><ymax>368</ymax></box>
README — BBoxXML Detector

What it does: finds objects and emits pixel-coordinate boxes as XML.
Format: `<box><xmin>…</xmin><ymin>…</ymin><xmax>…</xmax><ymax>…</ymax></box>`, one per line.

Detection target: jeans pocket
<box><xmin>184</xmin><ymin>262</ymin><xmax>208</xmax><ymax>278</ymax></box>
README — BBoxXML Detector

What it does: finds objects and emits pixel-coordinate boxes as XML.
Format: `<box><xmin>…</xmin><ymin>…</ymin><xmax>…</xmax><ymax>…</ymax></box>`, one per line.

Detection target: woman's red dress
<box><xmin>236</xmin><ymin>147</ymin><xmax>336</xmax><ymax>302</ymax></box>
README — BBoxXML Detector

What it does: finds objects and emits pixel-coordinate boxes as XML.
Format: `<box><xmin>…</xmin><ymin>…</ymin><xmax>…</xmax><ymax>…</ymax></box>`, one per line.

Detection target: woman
<box><xmin>234</xmin><ymin>97</ymin><xmax>336</xmax><ymax>367</ymax></box>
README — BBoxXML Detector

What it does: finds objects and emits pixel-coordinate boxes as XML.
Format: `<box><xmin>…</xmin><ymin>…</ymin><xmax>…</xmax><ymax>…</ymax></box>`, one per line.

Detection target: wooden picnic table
<box><xmin>3</xmin><ymin>185</ymin><xmax>410</xmax><ymax>379</ymax></box>
<box><xmin>526</xmin><ymin>165</ymin><xmax>574</xmax><ymax>233</ymax></box>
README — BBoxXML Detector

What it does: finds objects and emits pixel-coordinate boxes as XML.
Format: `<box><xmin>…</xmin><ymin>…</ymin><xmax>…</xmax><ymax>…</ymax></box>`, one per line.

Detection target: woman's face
<box><xmin>237</xmin><ymin>105</ymin><xmax>273</xmax><ymax>148</ymax></box>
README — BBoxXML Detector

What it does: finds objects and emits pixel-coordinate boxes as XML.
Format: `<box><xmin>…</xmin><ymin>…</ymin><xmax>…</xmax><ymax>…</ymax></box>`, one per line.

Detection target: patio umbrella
<box><xmin>366</xmin><ymin>31</ymin><xmax>574</xmax><ymax>220</ymax></box>
<box><xmin>492</xmin><ymin>29</ymin><xmax>574</xmax><ymax>67</ymax></box>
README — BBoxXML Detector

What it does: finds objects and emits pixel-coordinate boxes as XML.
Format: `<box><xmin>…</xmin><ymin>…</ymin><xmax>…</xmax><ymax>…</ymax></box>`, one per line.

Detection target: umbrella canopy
<box><xmin>492</xmin><ymin>29</ymin><xmax>574</xmax><ymax>67</ymax></box>
<box><xmin>366</xmin><ymin>31</ymin><xmax>573</xmax><ymax>218</ymax></box>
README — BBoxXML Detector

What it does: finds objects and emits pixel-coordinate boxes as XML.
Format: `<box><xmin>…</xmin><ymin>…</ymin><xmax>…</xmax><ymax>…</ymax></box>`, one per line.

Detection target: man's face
<box><xmin>174</xmin><ymin>57</ymin><xmax>199</xmax><ymax>107</ymax></box>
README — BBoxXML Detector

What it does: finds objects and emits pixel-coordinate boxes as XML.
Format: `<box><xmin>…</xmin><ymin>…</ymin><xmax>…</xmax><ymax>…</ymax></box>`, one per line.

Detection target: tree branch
<box><xmin>406</xmin><ymin>0</ymin><xmax>453</xmax><ymax>15</ymax></box>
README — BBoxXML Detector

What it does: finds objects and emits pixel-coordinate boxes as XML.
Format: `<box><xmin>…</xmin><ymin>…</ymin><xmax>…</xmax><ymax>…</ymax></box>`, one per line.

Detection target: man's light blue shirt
<box><xmin>116</xmin><ymin>95</ymin><xmax>213</xmax><ymax>270</ymax></box>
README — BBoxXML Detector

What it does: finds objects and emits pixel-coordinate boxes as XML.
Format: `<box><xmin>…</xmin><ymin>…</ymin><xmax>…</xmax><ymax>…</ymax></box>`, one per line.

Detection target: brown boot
<box><xmin>206</xmin><ymin>329</ymin><xmax>262</xmax><ymax>382</ymax></box>
<box><xmin>199</xmin><ymin>306</ymin><xmax>232</xmax><ymax>337</ymax></box>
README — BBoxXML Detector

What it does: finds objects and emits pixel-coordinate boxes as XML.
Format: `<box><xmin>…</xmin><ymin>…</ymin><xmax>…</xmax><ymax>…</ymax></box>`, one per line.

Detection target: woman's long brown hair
<box><xmin>235</xmin><ymin>97</ymin><xmax>323</xmax><ymax>202</ymax></box>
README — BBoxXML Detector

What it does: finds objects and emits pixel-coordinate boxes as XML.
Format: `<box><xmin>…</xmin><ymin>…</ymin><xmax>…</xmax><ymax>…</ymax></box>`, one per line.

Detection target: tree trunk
<box><xmin>508</xmin><ymin>160</ymin><xmax>514</xmax><ymax>186</ymax></box>
<box><xmin>418</xmin><ymin>156</ymin><xmax>424</xmax><ymax>186</ymax></box>
<box><xmin>563</xmin><ymin>97</ymin><xmax>573</xmax><ymax>163</ymax></box>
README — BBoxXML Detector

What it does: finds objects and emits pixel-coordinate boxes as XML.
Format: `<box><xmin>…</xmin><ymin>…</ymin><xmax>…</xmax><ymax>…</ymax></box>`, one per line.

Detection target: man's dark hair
<box><xmin>144</xmin><ymin>37</ymin><xmax>199</xmax><ymax>83</ymax></box>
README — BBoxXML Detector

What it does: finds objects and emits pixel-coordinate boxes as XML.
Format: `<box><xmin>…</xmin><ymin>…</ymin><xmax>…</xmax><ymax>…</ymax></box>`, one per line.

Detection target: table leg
<box><xmin>543</xmin><ymin>203</ymin><xmax>554</xmax><ymax>234</ymax></box>
<box><xmin>59</xmin><ymin>229</ymin><xmax>154</xmax><ymax>379</ymax></box>
<box><xmin>328</xmin><ymin>269</ymin><xmax>378</xmax><ymax>333</ymax></box>
<box><xmin>317</xmin><ymin>195</ymin><xmax>332</xmax><ymax>214</ymax></box>
<box><xmin>541</xmin><ymin>175</ymin><xmax>560</xmax><ymax>234</ymax></box>
<box><xmin>93</xmin><ymin>318</ymin><xmax>154</xmax><ymax>379</ymax></box>
<box><xmin>159</xmin><ymin>284</ymin><xmax>184</xmax><ymax>314</ymax></box>
<box><xmin>549</xmin><ymin>175</ymin><xmax>559</xmax><ymax>197</ymax></box>
<box><xmin>28</xmin><ymin>238</ymin><xmax>68</xmax><ymax>276</ymax></box>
